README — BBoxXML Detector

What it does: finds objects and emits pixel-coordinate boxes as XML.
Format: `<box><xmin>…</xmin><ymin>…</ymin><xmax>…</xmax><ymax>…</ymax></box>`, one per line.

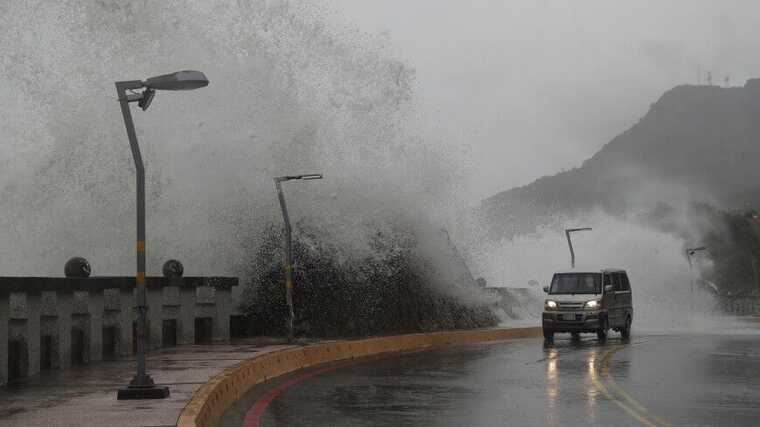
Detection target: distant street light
<box><xmin>115</xmin><ymin>70</ymin><xmax>209</xmax><ymax>400</ymax></box>
<box><xmin>686</xmin><ymin>246</ymin><xmax>707</xmax><ymax>267</ymax></box>
<box><xmin>686</xmin><ymin>246</ymin><xmax>707</xmax><ymax>310</ymax></box>
<box><xmin>273</xmin><ymin>174</ymin><xmax>323</xmax><ymax>343</ymax></box>
<box><xmin>565</xmin><ymin>227</ymin><xmax>592</xmax><ymax>268</ymax></box>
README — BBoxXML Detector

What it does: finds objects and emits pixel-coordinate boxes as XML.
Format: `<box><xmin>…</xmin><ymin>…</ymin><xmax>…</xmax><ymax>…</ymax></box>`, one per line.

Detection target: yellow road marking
<box><xmin>588</xmin><ymin>350</ymin><xmax>659</xmax><ymax>427</ymax></box>
<box><xmin>600</xmin><ymin>346</ymin><xmax>672</xmax><ymax>427</ymax></box>
<box><xmin>588</xmin><ymin>344</ymin><xmax>671</xmax><ymax>427</ymax></box>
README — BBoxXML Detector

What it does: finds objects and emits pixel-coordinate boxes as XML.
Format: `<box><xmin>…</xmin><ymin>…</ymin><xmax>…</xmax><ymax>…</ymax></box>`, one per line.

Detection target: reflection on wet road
<box><xmin>223</xmin><ymin>334</ymin><xmax>760</xmax><ymax>426</ymax></box>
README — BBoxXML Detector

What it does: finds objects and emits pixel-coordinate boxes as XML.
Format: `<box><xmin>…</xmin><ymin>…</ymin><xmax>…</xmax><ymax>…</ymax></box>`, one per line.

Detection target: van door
<box><xmin>602</xmin><ymin>273</ymin><xmax>614</xmax><ymax>325</ymax></box>
<box><xmin>610</xmin><ymin>273</ymin><xmax>623</xmax><ymax>327</ymax></box>
<box><xmin>618</xmin><ymin>273</ymin><xmax>633</xmax><ymax>323</ymax></box>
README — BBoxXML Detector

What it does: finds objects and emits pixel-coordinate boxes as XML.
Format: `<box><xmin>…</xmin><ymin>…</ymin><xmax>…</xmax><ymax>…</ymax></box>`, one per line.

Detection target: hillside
<box><xmin>481</xmin><ymin>79</ymin><xmax>760</xmax><ymax>239</ymax></box>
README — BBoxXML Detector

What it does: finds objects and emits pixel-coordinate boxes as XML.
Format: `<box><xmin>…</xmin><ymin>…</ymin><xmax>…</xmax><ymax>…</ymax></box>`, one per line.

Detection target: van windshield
<box><xmin>549</xmin><ymin>273</ymin><xmax>601</xmax><ymax>294</ymax></box>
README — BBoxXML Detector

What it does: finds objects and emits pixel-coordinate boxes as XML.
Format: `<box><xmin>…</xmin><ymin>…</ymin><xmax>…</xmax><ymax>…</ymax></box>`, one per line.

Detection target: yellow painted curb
<box><xmin>176</xmin><ymin>326</ymin><xmax>541</xmax><ymax>427</ymax></box>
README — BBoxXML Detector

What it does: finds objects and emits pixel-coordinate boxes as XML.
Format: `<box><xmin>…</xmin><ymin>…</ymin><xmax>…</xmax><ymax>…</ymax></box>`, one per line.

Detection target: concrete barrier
<box><xmin>176</xmin><ymin>326</ymin><xmax>541</xmax><ymax>427</ymax></box>
<box><xmin>0</xmin><ymin>276</ymin><xmax>238</xmax><ymax>385</ymax></box>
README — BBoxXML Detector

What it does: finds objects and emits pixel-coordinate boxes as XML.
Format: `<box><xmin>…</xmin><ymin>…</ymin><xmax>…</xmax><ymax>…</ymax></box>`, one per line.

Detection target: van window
<box><xmin>550</xmin><ymin>273</ymin><xmax>602</xmax><ymax>294</ymax></box>
<box><xmin>621</xmin><ymin>274</ymin><xmax>631</xmax><ymax>291</ymax></box>
<box><xmin>612</xmin><ymin>273</ymin><xmax>623</xmax><ymax>292</ymax></box>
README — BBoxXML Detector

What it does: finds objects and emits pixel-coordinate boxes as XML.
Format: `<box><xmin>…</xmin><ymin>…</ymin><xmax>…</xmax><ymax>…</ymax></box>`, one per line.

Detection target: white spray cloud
<box><xmin>466</xmin><ymin>209</ymin><xmax>753</xmax><ymax>333</ymax></box>
<box><xmin>0</xmin><ymin>1</ymin><xmax>461</xmax><ymax>283</ymax></box>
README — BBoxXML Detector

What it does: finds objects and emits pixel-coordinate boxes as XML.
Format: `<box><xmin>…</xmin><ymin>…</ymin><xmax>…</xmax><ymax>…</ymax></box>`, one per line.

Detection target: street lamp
<box><xmin>686</xmin><ymin>246</ymin><xmax>706</xmax><ymax>310</ymax></box>
<box><xmin>273</xmin><ymin>173</ymin><xmax>323</xmax><ymax>343</ymax></box>
<box><xmin>565</xmin><ymin>227</ymin><xmax>592</xmax><ymax>268</ymax></box>
<box><xmin>115</xmin><ymin>70</ymin><xmax>209</xmax><ymax>400</ymax></box>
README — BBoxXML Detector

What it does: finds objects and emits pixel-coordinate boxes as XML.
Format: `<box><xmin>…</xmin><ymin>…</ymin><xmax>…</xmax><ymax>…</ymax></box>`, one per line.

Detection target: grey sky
<box><xmin>327</xmin><ymin>0</ymin><xmax>760</xmax><ymax>203</ymax></box>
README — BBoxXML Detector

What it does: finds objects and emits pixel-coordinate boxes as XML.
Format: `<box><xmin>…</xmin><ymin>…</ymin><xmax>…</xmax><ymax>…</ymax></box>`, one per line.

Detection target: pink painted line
<box><xmin>242</xmin><ymin>363</ymin><xmax>346</xmax><ymax>427</ymax></box>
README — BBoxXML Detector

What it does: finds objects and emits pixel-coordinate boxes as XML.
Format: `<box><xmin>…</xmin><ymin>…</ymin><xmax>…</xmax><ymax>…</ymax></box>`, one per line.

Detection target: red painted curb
<box><xmin>242</xmin><ymin>364</ymin><xmax>345</xmax><ymax>427</ymax></box>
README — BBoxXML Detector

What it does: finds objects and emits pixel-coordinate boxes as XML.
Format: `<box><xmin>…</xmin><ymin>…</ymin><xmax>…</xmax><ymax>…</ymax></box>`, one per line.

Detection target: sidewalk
<box><xmin>0</xmin><ymin>339</ymin><xmax>294</xmax><ymax>427</ymax></box>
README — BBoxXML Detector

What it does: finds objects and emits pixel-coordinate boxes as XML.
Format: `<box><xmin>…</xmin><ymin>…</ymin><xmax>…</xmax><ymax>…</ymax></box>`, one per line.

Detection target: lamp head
<box><xmin>299</xmin><ymin>174</ymin><xmax>323</xmax><ymax>180</ymax></box>
<box><xmin>143</xmin><ymin>70</ymin><xmax>209</xmax><ymax>91</ymax></box>
<box><xmin>687</xmin><ymin>246</ymin><xmax>707</xmax><ymax>256</ymax></box>
<box><xmin>138</xmin><ymin>88</ymin><xmax>155</xmax><ymax>111</ymax></box>
<box><xmin>275</xmin><ymin>173</ymin><xmax>324</xmax><ymax>182</ymax></box>
<box><xmin>566</xmin><ymin>227</ymin><xmax>592</xmax><ymax>233</ymax></box>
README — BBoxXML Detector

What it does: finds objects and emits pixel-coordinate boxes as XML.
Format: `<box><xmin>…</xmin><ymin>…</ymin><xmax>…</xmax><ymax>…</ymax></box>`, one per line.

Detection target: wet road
<box><xmin>223</xmin><ymin>334</ymin><xmax>760</xmax><ymax>426</ymax></box>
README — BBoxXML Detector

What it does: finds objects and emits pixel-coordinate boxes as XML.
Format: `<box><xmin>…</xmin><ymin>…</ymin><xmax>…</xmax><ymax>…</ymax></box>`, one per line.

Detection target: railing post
<box><xmin>89</xmin><ymin>289</ymin><xmax>105</xmax><ymax>362</ymax></box>
<box><xmin>57</xmin><ymin>291</ymin><xmax>73</xmax><ymax>369</ymax></box>
<box><xmin>118</xmin><ymin>287</ymin><xmax>134</xmax><ymax>356</ymax></box>
<box><xmin>146</xmin><ymin>283</ymin><xmax>163</xmax><ymax>350</ymax></box>
<box><xmin>0</xmin><ymin>294</ymin><xmax>8</xmax><ymax>385</ymax></box>
<box><xmin>214</xmin><ymin>285</ymin><xmax>231</xmax><ymax>342</ymax></box>
<box><xmin>179</xmin><ymin>282</ymin><xmax>196</xmax><ymax>344</ymax></box>
<box><xmin>27</xmin><ymin>291</ymin><xmax>42</xmax><ymax>377</ymax></box>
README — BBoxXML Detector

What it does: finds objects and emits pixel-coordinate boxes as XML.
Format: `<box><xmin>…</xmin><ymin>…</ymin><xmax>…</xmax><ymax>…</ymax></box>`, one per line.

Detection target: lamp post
<box><xmin>565</xmin><ymin>227</ymin><xmax>592</xmax><ymax>268</ymax></box>
<box><xmin>686</xmin><ymin>246</ymin><xmax>706</xmax><ymax>310</ymax></box>
<box><xmin>115</xmin><ymin>70</ymin><xmax>209</xmax><ymax>400</ymax></box>
<box><xmin>273</xmin><ymin>174</ymin><xmax>323</xmax><ymax>343</ymax></box>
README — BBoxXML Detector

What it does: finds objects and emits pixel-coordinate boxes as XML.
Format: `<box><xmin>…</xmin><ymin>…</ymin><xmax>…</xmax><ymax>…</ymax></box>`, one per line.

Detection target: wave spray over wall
<box><xmin>466</xmin><ymin>210</ymin><xmax>756</xmax><ymax>334</ymax></box>
<box><xmin>0</xmin><ymin>1</ymin><xmax>459</xmax><ymax>280</ymax></box>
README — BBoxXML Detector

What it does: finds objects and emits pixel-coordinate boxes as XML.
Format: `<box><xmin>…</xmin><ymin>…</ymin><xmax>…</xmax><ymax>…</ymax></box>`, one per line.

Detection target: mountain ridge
<box><xmin>481</xmin><ymin>79</ymin><xmax>760</xmax><ymax>239</ymax></box>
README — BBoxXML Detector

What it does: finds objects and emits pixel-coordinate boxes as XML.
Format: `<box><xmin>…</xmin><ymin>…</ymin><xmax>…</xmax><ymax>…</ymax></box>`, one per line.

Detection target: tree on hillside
<box><xmin>701</xmin><ymin>207</ymin><xmax>760</xmax><ymax>295</ymax></box>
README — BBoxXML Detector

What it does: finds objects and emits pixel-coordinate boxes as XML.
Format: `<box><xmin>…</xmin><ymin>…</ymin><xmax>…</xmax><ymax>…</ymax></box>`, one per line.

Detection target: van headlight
<box><xmin>545</xmin><ymin>300</ymin><xmax>558</xmax><ymax>310</ymax></box>
<box><xmin>584</xmin><ymin>300</ymin><xmax>600</xmax><ymax>309</ymax></box>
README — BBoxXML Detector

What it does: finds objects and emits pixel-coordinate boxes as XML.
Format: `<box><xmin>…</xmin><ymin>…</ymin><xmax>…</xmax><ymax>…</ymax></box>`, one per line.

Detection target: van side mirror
<box><xmin>604</xmin><ymin>284</ymin><xmax>613</xmax><ymax>293</ymax></box>
<box><xmin>542</xmin><ymin>286</ymin><xmax>549</xmax><ymax>293</ymax></box>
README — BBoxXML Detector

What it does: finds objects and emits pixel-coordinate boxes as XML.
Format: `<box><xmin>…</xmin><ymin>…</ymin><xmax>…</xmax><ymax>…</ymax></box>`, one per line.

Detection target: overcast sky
<box><xmin>327</xmin><ymin>0</ymin><xmax>760</xmax><ymax>203</ymax></box>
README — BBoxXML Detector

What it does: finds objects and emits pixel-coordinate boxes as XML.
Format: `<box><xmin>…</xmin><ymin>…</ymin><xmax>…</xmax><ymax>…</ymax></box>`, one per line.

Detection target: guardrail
<box><xmin>176</xmin><ymin>326</ymin><xmax>541</xmax><ymax>427</ymax></box>
<box><xmin>718</xmin><ymin>296</ymin><xmax>760</xmax><ymax>315</ymax></box>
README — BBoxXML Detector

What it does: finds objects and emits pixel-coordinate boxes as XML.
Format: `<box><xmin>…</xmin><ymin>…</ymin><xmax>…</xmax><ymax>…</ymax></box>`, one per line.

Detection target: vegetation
<box><xmin>699</xmin><ymin>206</ymin><xmax>760</xmax><ymax>295</ymax></box>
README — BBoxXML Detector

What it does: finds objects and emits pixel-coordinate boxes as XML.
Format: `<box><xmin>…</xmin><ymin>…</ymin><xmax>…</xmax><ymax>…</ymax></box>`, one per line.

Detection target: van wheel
<box><xmin>543</xmin><ymin>328</ymin><xmax>554</xmax><ymax>341</ymax></box>
<box><xmin>621</xmin><ymin>316</ymin><xmax>632</xmax><ymax>340</ymax></box>
<box><xmin>597</xmin><ymin>317</ymin><xmax>608</xmax><ymax>341</ymax></box>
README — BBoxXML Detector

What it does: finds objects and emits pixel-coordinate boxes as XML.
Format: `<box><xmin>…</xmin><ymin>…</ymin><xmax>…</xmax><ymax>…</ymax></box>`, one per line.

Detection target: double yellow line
<box><xmin>590</xmin><ymin>345</ymin><xmax>671</xmax><ymax>427</ymax></box>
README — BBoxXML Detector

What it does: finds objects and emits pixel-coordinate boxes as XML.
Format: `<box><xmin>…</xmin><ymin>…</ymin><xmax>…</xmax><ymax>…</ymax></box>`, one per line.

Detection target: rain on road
<box><xmin>223</xmin><ymin>334</ymin><xmax>760</xmax><ymax>426</ymax></box>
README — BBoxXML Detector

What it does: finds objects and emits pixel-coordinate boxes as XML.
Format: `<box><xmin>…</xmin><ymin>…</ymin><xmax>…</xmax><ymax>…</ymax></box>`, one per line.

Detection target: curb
<box><xmin>176</xmin><ymin>326</ymin><xmax>542</xmax><ymax>427</ymax></box>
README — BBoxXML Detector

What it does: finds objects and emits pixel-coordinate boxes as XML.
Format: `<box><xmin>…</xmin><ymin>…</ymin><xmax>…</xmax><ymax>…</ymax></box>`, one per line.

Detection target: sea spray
<box><xmin>464</xmin><ymin>209</ymin><xmax>752</xmax><ymax>333</ymax></box>
<box><xmin>0</xmin><ymin>1</ymin><xmax>460</xmax><ymax>286</ymax></box>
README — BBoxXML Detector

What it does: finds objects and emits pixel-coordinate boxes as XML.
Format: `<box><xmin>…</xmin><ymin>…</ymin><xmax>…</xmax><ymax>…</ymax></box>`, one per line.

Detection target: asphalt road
<box><xmin>223</xmin><ymin>333</ymin><xmax>760</xmax><ymax>426</ymax></box>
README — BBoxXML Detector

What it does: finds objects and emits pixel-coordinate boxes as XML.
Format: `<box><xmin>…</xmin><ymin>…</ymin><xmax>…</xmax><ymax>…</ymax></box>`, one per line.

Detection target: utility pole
<box><xmin>565</xmin><ymin>227</ymin><xmax>592</xmax><ymax>268</ymax></box>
